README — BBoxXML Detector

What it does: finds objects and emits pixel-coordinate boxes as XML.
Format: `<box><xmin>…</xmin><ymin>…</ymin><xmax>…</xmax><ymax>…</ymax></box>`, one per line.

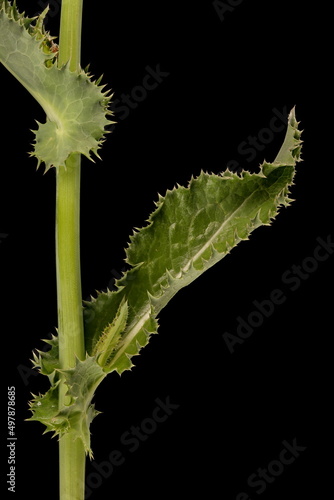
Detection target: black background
<box><xmin>1</xmin><ymin>0</ymin><xmax>331</xmax><ymax>499</ymax></box>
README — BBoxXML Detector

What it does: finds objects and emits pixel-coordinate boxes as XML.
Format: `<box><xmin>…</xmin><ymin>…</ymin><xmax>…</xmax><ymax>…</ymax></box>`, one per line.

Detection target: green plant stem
<box><xmin>56</xmin><ymin>159</ymin><xmax>85</xmax><ymax>500</ymax></box>
<box><xmin>56</xmin><ymin>1</ymin><xmax>85</xmax><ymax>499</ymax></box>
<box><xmin>58</xmin><ymin>0</ymin><xmax>83</xmax><ymax>72</ymax></box>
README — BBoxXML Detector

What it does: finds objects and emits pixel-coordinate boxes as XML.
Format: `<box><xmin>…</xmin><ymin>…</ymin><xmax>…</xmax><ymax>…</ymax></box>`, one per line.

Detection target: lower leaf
<box><xmin>27</xmin><ymin>354</ymin><xmax>106</xmax><ymax>457</ymax></box>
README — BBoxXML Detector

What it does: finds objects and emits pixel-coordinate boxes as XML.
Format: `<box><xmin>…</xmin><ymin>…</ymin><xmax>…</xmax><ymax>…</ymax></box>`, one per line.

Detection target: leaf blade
<box><xmin>84</xmin><ymin>108</ymin><xmax>302</xmax><ymax>374</ymax></box>
<box><xmin>0</xmin><ymin>1</ymin><xmax>112</xmax><ymax>170</ymax></box>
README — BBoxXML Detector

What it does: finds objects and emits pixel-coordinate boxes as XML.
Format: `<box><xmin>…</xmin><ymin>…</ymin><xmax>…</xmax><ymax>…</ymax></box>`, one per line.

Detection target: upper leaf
<box><xmin>84</xmin><ymin>108</ymin><xmax>302</xmax><ymax>374</ymax></box>
<box><xmin>0</xmin><ymin>0</ymin><xmax>113</xmax><ymax>170</ymax></box>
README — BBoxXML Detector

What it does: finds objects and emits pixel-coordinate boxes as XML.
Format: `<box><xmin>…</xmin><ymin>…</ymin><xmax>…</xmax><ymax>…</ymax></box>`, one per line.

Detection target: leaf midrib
<box><xmin>186</xmin><ymin>185</ymin><xmax>259</xmax><ymax>269</ymax></box>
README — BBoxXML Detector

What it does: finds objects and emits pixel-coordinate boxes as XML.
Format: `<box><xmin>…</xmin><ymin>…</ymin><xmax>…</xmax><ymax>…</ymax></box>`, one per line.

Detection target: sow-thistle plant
<box><xmin>0</xmin><ymin>0</ymin><xmax>303</xmax><ymax>498</ymax></box>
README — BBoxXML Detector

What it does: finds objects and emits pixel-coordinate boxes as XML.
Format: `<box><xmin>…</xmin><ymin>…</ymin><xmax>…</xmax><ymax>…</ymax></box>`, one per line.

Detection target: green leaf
<box><xmin>84</xmin><ymin>108</ymin><xmax>302</xmax><ymax>374</ymax></box>
<box><xmin>92</xmin><ymin>298</ymin><xmax>129</xmax><ymax>371</ymax></box>
<box><xmin>31</xmin><ymin>334</ymin><xmax>59</xmax><ymax>384</ymax></box>
<box><xmin>0</xmin><ymin>0</ymin><xmax>113</xmax><ymax>170</ymax></box>
<box><xmin>27</xmin><ymin>355</ymin><xmax>106</xmax><ymax>457</ymax></box>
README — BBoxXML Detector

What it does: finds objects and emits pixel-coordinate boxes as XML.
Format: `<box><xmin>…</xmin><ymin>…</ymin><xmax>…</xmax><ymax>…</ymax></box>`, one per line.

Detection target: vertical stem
<box><xmin>58</xmin><ymin>0</ymin><xmax>83</xmax><ymax>72</ymax></box>
<box><xmin>56</xmin><ymin>1</ymin><xmax>85</xmax><ymax>499</ymax></box>
<box><xmin>56</xmin><ymin>159</ymin><xmax>85</xmax><ymax>500</ymax></box>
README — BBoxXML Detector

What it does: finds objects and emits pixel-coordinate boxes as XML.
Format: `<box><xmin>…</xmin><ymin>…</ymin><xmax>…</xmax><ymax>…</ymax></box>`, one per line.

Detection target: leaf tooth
<box><xmin>165</xmin><ymin>268</ymin><xmax>176</xmax><ymax>285</ymax></box>
<box><xmin>221</xmin><ymin>169</ymin><xmax>235</xmax><ymax>179</ymax></box>
<box><xmin>250</xmin><ymin>209</ymin><xmax>263</xmax><ymax>228</ymax></box>
<box><xmin>209</xmin><ymin>242</ymin><xmax>222</xmax><ymax>259</ymax></box>
<box><xmin>43</xmin><ymin>166</ymin><xmax>53</xmax><ymax>175</ymax></box>
<box><xmin>31</xmin><ymin>350</ymin><xmax>41</xmax><ymax>364</ymax></box>
<box><xmin>147</xmin><ymin>291</ymin><xmax>162</xmax><ymax>310</ymax></box>
<box><xmin>233</xmin><ymin>227</ymin><xmax>244</xmax><ymax>244</ymax></box>
<box><xmin>135</xmin><ymin>340</ymin><xmax>142</xmax><ymax>352</ymax></box>
<box><xmin>42</xmin><ymin>334</ymin><xmax>58</xmax><ymax>345</ymax></box>
<box><xmin>91</xmin><ymin>148</ymin><xmax>103</xmax><ymax>161</ymax></box>
<box><xmin>193</xmin><ymin>244</ymin><xmax>215</xmax><ymax>270</ymax></box>
<box><xmin>120</xmin><ymin>353</ymin><xmax>135</xmax><ymax>371</ymax></box>
<box><xmin>83</xmin><ymin>294</ymin><xmax>96</xmax><ymax>306</ymax></box>
<box><xmin>276</xmin><ymin>188</ymin><xmax>289</xmax><ymax>206</ymax></box>
<box><xmin>97</xmin><ymin>81</ymin><xmax>109</xmax><ymax>93</ymax></box>
<box><xmin>144</xmin><ymin>326</ymin><xmax>157</xmax><ymax>339</ymax></box>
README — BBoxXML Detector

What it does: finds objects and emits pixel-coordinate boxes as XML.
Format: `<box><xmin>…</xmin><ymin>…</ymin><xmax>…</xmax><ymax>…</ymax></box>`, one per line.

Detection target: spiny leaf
<box><xmin>84</xmin><ymin>108</ymin><xmax>302</xmax><ymax>374</ymax></box>
<box><xmin>0</xmin><ymin>0</ymin><xmax>113</xmax><ymax>171</ymax></box>
<box><xmin>27</xmin><ymin>382</ymin><xmax>66</xmax><ymax>434</ymax></box>
<box><xmin>27</xmin><ymin>355</ymin><xmax>106</xmax><ymax>457</ymax></box>
<box><xmin>31</xmin><ymin>334</ymin><xmax>59</xmax><ymax>384</ymax></box>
